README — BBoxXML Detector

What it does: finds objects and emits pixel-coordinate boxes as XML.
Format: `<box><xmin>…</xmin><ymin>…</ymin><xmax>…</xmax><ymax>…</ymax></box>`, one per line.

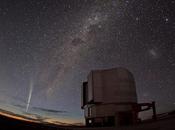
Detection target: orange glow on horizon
<box><xmin>0</xmin><ymin>111</ymin><xmax>83</xmax><ymax>126</ymax></box>
<box><xmin>0</xmin><ymin>111</ymin><xmax>39</xmax><ymax>123</ymax></box>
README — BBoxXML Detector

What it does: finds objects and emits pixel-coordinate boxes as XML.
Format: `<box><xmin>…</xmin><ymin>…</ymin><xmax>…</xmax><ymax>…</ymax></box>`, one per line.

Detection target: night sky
<box><xmin>0</xmin><ymin>0</ymin><xmax>175</xmax><ymax>124</ymax></box>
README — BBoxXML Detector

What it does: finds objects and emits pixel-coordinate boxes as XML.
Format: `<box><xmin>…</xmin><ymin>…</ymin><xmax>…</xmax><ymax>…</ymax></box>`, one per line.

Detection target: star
<box><xmin>136</xmin><ymin>17</ymin><xmax>139</xmax><ymax>21</ymax></box>
<box><xmin>165</xmin><ymin>18</ymin><xmax>169</xmax><ymax>22</ymax></box>
<box><xmin>149</xmin><ymin>49</ymin><xmax>159</xmax><ymax>59</ymax></box>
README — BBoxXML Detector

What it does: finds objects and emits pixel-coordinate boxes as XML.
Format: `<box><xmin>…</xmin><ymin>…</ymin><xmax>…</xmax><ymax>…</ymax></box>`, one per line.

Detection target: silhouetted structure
<box><xmin>81</xmin><ymin>68</ymin><xmax>156</xmax><ymax>127</ymax></box>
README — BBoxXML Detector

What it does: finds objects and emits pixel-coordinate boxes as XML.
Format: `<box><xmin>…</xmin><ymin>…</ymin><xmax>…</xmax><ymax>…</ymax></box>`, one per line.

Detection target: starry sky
<box><xmin>0</xmin><ymin>0</ymin><xmax>175</xmax><ymax>124</ymax></box>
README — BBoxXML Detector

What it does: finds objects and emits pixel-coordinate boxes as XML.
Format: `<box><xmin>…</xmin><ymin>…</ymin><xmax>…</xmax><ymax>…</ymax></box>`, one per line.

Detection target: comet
<box><xmin>26</xmin><ymin>79</ymin><xmax>33</xmax><ymax>112</ymax></box>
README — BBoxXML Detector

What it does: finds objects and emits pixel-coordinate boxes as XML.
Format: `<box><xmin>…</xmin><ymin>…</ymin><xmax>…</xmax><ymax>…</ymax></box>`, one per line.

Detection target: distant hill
<box><xmin>1</xmin><ymin>108</ymin><xmax>175</xmax><ymax>130</ymax></box>
<box><xmin>0</xmin><ymin>108</ymin><xmax>74</xmax><ymax>130</ymax></box>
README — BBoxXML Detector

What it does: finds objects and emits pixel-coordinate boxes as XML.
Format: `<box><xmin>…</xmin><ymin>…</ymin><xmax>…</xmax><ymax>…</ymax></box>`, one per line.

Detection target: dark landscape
<box><xmin>1</xmin><ymin>110</ymin><xmax>175</xmax><ymax>130</ymax></box>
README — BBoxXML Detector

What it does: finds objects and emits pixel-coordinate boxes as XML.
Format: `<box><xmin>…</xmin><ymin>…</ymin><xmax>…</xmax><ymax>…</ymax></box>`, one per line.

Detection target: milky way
<box><xmin>0</xmin><ymin>0</ymin><xmax>175</xmax><ymax>124</ymax></box>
